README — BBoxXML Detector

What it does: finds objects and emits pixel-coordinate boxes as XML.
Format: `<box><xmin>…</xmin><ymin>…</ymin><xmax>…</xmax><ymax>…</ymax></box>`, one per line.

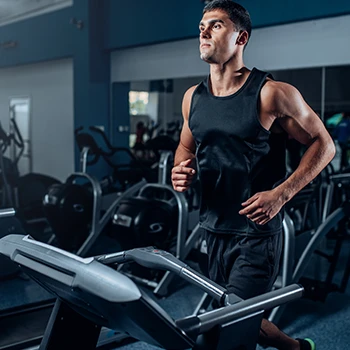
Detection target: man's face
<box><xmin>199</xmin><ymin>10</ymin><xmax>240</xmax><ymax>64</ymax></box>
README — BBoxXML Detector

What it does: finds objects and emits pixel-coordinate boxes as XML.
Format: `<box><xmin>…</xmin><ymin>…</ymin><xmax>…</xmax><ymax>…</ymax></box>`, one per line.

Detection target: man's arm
<box><xmin>172</xmin><ymin>86</ymin><xmax>197</xmax><ymax>192</ymax></box>
<box><xmin>174</xmin><ymin>86</ymin><xmax>197</xmax><ymax>165</ymax></box>
<box><xmin>240</xmin><ymin>81</ymin><xmax>336</xmax><ymax>225</ymax></box>
<box><xmin>269</xmin><ymin>81</ymin><xmax>335</xmax><ymax>201</ymax></box>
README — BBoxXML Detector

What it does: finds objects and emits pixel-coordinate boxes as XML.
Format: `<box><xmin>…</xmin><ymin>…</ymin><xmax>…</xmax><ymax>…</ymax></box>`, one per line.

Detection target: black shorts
<box><xmin>204</xmin><ymin>230</ymin><xmax>282</xmax><ymax>300</ymax></box>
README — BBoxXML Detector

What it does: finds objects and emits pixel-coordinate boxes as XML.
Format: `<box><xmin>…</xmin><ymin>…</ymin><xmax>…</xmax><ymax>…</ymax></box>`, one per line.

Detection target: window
<box><xmin>129</xmin><ymin>91</ymin><xmax>149</xmax><ymax>115</ymax></box>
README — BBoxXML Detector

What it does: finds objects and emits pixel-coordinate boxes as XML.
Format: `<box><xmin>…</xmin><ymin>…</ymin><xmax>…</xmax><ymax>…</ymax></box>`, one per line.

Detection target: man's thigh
<box><xmin>225</xmin><ymin>233</ymin><xmax>282</xmax><ymax>299</ymax></box>
<box><xmin>205</xmin><ymin>231</ymin><xmax>282</xmax><ymax>300</ymax></box>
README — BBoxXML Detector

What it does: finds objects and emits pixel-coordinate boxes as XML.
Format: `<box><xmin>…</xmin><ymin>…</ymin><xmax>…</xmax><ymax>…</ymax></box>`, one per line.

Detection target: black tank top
<box><xmin>189</xmin><ymin>68</ymin><xmax>287</xmax><ymax>235</ymax></box>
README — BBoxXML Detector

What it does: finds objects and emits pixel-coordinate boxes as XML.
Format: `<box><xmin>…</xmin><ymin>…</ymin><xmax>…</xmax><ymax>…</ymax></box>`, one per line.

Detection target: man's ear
<box><xmin>236</xmin><ymin>31</ymin><xmax>249</xmax><ymax>46</ymax></box>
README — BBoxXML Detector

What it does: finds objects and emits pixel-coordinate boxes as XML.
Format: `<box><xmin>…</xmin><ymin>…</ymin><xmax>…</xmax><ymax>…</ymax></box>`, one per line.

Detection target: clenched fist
<box><xmin>171</xmin><ymin>158</ymin><xmax>196</xmax><ymax>192</ymax></box>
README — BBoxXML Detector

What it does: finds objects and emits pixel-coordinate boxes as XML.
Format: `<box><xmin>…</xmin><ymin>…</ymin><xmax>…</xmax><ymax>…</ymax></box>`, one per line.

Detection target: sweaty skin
<box><xmin>171</xmin><ymin>9</ymin><xmax>335</xmax><ymax>226</ymax></box>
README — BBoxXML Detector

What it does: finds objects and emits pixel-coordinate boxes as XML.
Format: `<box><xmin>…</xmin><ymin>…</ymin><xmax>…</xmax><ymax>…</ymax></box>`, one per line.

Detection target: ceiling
<box><xmin>0</xmin><ymin>0</ymin><xmax>72</xmax><ymax>27</ymax></box>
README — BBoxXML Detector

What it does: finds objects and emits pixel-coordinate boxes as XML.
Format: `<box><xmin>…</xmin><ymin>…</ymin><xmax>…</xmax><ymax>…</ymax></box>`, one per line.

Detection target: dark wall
<box><xmin>0</xmin><ymin>7</ymin><xmax>74</xmax><ymax>68</ymax></box>
<box><xmin>104</xmin><ymin>0</ymin><xmax>204</xmax><ymax>49</ymax></box>
<box><xmin>247</xmin><ymin>0</ymin><xmax>350</xmax><ymax>28</ymax></box>
<box><xmin>2</xmin><ymin>0</ymin><xmax>350</xmax><ymax>68</ymax></box>
<box><xmin>105</xmin><ymin>0</ymin><xmax>350</xmax><ymax>50</ymax></box>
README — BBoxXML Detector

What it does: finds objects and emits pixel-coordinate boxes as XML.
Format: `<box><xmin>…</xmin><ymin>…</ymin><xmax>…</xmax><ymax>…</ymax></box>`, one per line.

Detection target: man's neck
<box><xmin>209</xmin><ymin>60</ymin><xmax>250</xmax><ymax>97</ymax></box>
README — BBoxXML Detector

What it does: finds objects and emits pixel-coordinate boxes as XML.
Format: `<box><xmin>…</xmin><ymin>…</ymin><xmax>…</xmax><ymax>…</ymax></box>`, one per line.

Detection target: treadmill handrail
<box><xmin>96</xmin><ymin>246</ymin><xmax>228</xmax><ymax>303</ymax></box>
<box><xmin>176</xmin><ymin>284</ymin><xmax>304</xmax><ymax>334</ymax></box>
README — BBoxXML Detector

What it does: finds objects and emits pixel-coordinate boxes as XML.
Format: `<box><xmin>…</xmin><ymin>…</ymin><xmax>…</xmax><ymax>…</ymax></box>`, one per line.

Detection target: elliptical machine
<box><xmin>43</xmin><ymin>126</ymin><xmax>148</xmax><ymax>255</ymax></box>
<box><xmin>0</xmin><ymin>119</ymin><xmax>60</xmax><ymax>238</ymax></box>
<box><xmin>75</xmin><ymin>125</ymin><xmax>157</xmax><ymax>190</ymax></box>
<box><xmin>0</xmin><ymin>118</ymin><xmax>59</xmax><ymax>280</ymax></box>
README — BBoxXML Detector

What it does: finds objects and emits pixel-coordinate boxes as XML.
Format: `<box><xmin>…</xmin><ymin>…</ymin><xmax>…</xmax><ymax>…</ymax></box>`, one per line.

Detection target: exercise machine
<box><xmin>268</xmin><ymin>172</ymin><xmax>350</xmax><ymax>324</ymax></box>
<box><xmin>75</xmin><ymin>125</ymin><xmax>157</xmax><ymax>189</ymax></box>
<box><xmin>43</xmin><ymin>125</ymin><xmax>153</xmax><ymax>254</ymax></box>
<box><xmin>0</xmin><ymin>206</ymin><xmax>140</xmax><ymax>350</ymax></box>
<box><xmin>0</xmin><ymin>209</ymin><xmax>56</xmax><ymax>350</ymax></box>
<box><xmin>43</xmin><ymin>171</ymin><xmax>146</xmax><ymax>256</ymax></box>
<box><xmin>112</xmin><ymin>181</ymin><xmax>201</xmax><ymax>296</ymax></box>
<box><xmin>0</xmin><ymin>120</ymin><xmax>60</xmax><ymax>239</ymax></box>
<box><xmin>0</xmin><ymin>234</ymin><xmax>304</xmax><ymax>350</ymax></box>
<box><xmin>111</xmin><ymin>151</ymin><xmax>201</xmax><ymax>296</ymax></box>
<box><xmin>0</xmin><ymin>208</ymin><xmax>25</xmax><ymax>280</ymax></box>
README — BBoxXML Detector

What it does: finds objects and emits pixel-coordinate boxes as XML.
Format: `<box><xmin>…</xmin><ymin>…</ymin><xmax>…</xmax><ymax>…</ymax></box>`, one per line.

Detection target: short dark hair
<box><xmin>203</xmin><ymin>0</ymin><xmax>252</xmax><ymax>42</ymax></box>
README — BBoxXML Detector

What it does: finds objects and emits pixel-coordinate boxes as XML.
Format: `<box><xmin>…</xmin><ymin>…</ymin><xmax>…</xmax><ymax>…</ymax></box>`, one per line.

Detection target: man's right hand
<box><xmin>171</xmin><ymin>158</ymin><xmax>196</xmax><ymax>192</ymax></box>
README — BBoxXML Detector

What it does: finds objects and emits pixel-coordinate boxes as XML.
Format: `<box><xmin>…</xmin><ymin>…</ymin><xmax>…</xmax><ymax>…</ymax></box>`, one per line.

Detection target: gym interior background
<box><xmin>0</xmin><ymin>1</ymin><xmax>350</xmax><ymax>349</ymax></box>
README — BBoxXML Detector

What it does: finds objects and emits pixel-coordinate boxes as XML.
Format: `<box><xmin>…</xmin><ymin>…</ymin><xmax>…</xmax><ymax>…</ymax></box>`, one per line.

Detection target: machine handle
<box><xmin>96</xmin><ymin>247</ymin><xmax>227</xmax><ymax>302</ymax></box>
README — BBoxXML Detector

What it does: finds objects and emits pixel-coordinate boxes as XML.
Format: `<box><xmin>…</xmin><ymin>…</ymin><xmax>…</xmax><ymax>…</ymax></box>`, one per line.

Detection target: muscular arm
<box><xmin>172</xmin><ymin>86</ymin><xmax>197</xmax><ymax>192</ymax></box>
<box><xmin>240</xmin><ymin>81</ymin><xmax>335</xmax><ymax>224</ymax></box>
<box><xmin>174</xmin><ymin>86</ymin><xmax>197</xmax><ymax>165</ymax></box>
<box><xmin>266</xmin><ymin>81</ymin><xmax>335</xmax><ymax>201</ymax></box>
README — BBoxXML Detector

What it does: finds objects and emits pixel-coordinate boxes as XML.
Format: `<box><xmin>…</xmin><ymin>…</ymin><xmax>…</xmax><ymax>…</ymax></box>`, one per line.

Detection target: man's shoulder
<box><xmin>182</xmin><ymin>84</ymin><xmax>201</xmax><ymax>120</ymax></box>
<box><xmin>263</xmin><ymin>79</ymin><xmax>293</xmax><ymax>92</ymax></box>
<box><xmin>183</xmin><ymin>83</ymin><xmax>204</xmax><ymax>105</ymax></box>
<box><xmin>183</xmin><ymin>84</ymin><xmax>200</xmax><ymax>103</ymax></box>
<box><xmin>185</xmin><ymin>84</ymin><xmax>200</xmax><ymax>96</ymax></box>
<box><xmin>261</xmin><ymin>79</ymin><xmax>300</xmax><ymax>101</ymax></box>
<box><xmin>259</xmin><ymin>79</ymin><xmax>306</xmax><ymax>120</ymax></box>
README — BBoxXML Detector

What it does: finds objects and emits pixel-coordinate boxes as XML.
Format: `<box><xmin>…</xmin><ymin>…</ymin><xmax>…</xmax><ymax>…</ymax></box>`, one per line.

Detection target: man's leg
<box><xmin>206</xmin><ymin>231</ymin><xmax>313</xmax><ymax>350</ymax></box>
<box><xmin>260</xmin><ymin>319</ymin><xmax>316</xmax><ymax>350</ymax></box>
<box><xmin>259</xmin><ymin>318</ymin><xmax>299</xmax><ymax>349</ymax></box>
<box><xmin>225</xmin><ymin>234</ymin><xmax>302</xmax><ymax>349</ymax></box>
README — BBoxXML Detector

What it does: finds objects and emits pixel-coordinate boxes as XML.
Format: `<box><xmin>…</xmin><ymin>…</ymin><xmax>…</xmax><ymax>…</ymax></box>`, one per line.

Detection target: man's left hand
<box><xmin>239</xmin><ymin>189</ymin><xmax>285</xmax><ymax>225</ymax></box>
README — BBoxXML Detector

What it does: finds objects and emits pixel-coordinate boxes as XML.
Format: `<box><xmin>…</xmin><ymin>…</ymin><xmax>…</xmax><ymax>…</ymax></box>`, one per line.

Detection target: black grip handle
<box><xmin>125</xmin><ymin>247</ymin><xmax>187</xmax><ymax>273</ymax></box>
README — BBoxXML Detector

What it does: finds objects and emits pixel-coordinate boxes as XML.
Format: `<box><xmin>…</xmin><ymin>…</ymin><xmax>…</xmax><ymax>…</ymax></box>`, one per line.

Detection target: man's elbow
<box><xmin>325</xmin><ymin>137</ymin><xmax>336</xmax><ymax>163</ymax></box>
<box><xmin>312</xmin><ymin>134</ymin><xmax>336</xmax><ymax>165</ymax></box>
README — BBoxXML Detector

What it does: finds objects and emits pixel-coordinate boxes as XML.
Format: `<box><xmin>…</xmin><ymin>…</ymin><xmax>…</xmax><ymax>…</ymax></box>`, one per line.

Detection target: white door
<box><xmin>9</xmin><ymin>97</ymin><xmax>32</xmax><ymax>175</ymax></box>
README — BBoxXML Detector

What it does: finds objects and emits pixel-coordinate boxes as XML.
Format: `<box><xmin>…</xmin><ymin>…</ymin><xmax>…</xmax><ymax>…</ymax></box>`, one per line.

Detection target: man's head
<box><xmin>203</xmin><ymin>1</ymin><xmax>251</xmax><ymax>40</ymax></box>
<box><xmin>199</xmin><ymin>0</ymin><xmax>251</xmax><ymax>63</ymax></box>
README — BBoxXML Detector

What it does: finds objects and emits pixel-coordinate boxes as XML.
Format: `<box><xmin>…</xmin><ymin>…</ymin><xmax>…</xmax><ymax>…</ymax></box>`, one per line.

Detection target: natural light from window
<box><xmin>129</xmin><ymin>91</ymin><xmax>149</xmax><ymax>115</ymax></box>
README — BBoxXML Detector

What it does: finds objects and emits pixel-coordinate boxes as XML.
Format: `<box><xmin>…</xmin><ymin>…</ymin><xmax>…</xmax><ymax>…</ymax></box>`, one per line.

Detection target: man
<box><xmin>171</xmin><ymin>1</ymin><xmax>335</xmax><ymax>349</ymax></box>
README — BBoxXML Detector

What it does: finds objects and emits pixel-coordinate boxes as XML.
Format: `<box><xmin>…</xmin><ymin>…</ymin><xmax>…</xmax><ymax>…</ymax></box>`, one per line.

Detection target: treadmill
<box><xmin>0</xmin><ymin>234</ymin><xmax>304</xmax><ymax>350</ymax></box>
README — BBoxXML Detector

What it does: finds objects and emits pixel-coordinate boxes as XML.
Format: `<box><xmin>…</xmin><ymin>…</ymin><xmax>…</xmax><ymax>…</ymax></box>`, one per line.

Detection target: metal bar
<box><xmin>80</xmin><ymin>147</ymin><xmax>89</xmax><ymax>173</ymax></box>
<box><xmin>293</xmin><ymin>207</ymin><xmax>345</xmax><ymax>283</ymax></box>
<box><xmin>281</xmin><ymin>213</ymin><xmax>295</xmax><ymax>288</ymax></box>
<box><xmin>158</xmin><ymin>151</ymin><xmax>173</xmax><ymax>185</ymax></box>
<box><xmin>138</xmin><ymin>183</ymin><xmax>188</xmax><ymax>259</ymax></box>
<box><xmin>197</xmin><ymin>284</ymin><xmax>303</xmax><ymax>333</ymax></box>
<box><xmin>181</xmin><ymin>267</ymin><xmax>227</xmax><ymax>303</ymax></box>
<box><xmin>78</xmin><ymin>178</ymin><xmax>146</xmax><ymax>257</ymax></box>
<box><xmin>153</xmin><ymin>220</ymin><xmax>199</xmax><ymax>297</ymax></box>
<box><xmin>330</xmin><ymin>173</ymin><xmax>350</xmax><ymax>181</ymax></box>
<box><xmin>0</xmin><ymin>208</ymin><xmax>16</xmax><ymax>218</ymax></box>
